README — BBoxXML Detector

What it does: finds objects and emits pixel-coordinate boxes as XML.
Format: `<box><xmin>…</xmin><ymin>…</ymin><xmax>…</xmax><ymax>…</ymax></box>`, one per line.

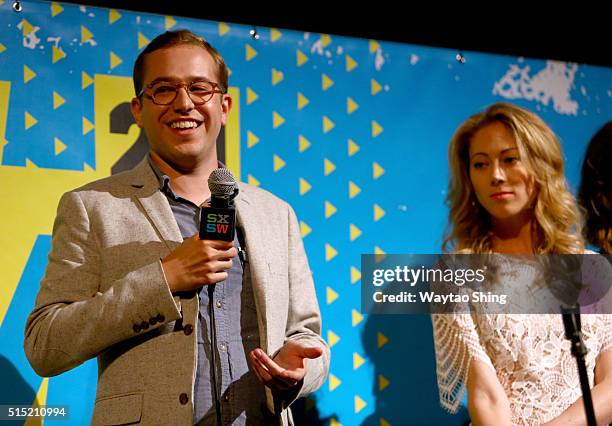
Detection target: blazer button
<box><xmin>149</xmin><ymin>317</ymin><xmax>158</xmax><ymax>326</ymax></box>
<box><xmin>133</xmin><ymin>324</ymin><xmax>141</xmax><ymax>333</ymax></box>
<box><xmin>183</xmin><ymin>324</ymin><xmax>193</xmax><ymax>336</ymax></box>
<box><xmin>140</xmin><ymin>321</ymin><xmax>149</xmax><ymax>330</ymax></box>
<box><xmin>179</xmin><ymin>393</ymin><xmax>189</xmax><ymax>405</ymax></box>
<box><xmin>156</xmin><ymin>314</ymin><xmax>165</xmax><ymax>323</ymax></box>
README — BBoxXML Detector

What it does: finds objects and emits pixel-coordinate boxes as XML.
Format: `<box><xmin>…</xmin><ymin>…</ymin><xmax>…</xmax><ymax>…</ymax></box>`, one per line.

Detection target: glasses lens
<box><xmin>151</xmin><ymin>83</ymin><xmax>178</xmax><ymax>105</ymax></box>
<box><xmin>188</xmin><ymin>81</ymin><xmax>216</xmax><ymax>104</ymax></box>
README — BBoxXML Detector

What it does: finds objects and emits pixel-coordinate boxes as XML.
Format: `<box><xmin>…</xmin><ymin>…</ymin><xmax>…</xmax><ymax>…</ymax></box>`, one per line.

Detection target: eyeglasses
<box><xmin>138</xmin><ymin>80</ymin><xmax>226</xmax><ymax>105</ymax></box>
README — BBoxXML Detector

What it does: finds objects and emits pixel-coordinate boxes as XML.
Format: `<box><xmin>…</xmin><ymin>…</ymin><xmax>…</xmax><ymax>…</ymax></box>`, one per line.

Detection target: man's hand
<box><xmin>249</xmin><ymin>341</ymin><xmax>323</xmax><ymax>391</ymax></box>
<box><xmin>161</xmin><ymin>234</ymin><xmax>237</xmax><ymax>293</ymax></box>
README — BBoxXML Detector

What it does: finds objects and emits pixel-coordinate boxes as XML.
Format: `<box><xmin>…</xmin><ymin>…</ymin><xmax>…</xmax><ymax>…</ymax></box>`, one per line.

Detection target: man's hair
<box><xmin>133</xmin><ymin>29</ymin><xmax>229</xmax><ymax>96</ymax></box>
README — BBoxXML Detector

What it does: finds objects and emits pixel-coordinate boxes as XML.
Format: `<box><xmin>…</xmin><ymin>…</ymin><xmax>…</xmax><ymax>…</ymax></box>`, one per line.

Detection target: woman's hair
<box><xmin>578</xmin><ymin>122</ymin><xmax>612</xmax><ymax>254</ymax></box>
<box><xmin>443</xmin><ymin>102</ymin><xmax>583</xmax><ymax>254</ymax></box>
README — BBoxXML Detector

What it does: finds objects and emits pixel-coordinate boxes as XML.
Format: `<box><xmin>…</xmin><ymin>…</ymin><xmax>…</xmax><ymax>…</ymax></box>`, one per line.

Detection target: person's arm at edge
<box><xmin>467</xmin><ymin>359</ymin><xmax>512</xmax><ymax>426</ymax></box>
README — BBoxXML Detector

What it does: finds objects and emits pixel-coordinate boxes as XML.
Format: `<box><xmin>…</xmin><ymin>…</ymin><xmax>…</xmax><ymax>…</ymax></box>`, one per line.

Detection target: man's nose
<box><xmin>173</xmin><ymin>86</ymin><xmax>195</xmax><ymax>112</ymax></box>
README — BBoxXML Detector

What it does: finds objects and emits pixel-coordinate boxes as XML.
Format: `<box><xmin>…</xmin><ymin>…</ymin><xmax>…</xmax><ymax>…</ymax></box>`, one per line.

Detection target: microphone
<box><xmin>199</xmin><ymin>168</ymin><xmax>239</xmax><ymax>241</ymax></box>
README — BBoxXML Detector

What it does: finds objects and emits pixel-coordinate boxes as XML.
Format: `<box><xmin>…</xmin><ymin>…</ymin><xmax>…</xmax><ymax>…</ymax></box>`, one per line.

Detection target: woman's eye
<box><xmin>472</xmin><ymin>162</ymin><xmax>486</xmax><ymax>169</ymax></box>
<box><xmin>504</xmin><ymin>157</ymin><xmax>519</xmax><ymax>164</ymax></box>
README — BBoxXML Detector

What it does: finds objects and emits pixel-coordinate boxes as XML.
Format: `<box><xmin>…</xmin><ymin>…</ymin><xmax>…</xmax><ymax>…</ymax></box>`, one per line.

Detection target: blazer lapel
<box><xmin>129</xmin><ymin>158</ymin><xmax>182</xmax><ymax>252</ymax></box>
<box><xmin>235</xmin><ymin>186</ymin><xmax>271</xmax><ymax>352</ymax></box>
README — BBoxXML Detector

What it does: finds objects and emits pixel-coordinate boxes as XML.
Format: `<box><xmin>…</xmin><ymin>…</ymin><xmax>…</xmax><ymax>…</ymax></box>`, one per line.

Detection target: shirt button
<box><xmin>219</xmin><ymin>342</ymin><xmax>227</xmax><ymax>352</ymax></box>
<box><xmin>215</xmin><ymin>300</ymin><xmax>223</xmax><ymax>309</ymax></box>
<box><xmin>179</xmin><ymin>393</ymin><xmax>189</xmax><ymax>405</ymax></box>
<box><xmin>223</xmin><ymin>394</ymin><xmax>230</xmax><ymax>402</ymax></box>
<box><xmin>183</xmin><ymin>324</ymin><xmax>193</xmax><ymax>336</ymax></box>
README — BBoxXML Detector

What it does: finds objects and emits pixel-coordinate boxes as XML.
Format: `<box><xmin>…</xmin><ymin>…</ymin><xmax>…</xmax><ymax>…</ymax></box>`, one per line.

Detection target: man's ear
<box><xmin>130</xmin><ymin>97</ymin><xmax>144</xmax><ymax>128</ymax></box>
<box><xmin>221</xmin><ymin>94</ymin><xmax>232</xmax><ymax>126</ymax></box>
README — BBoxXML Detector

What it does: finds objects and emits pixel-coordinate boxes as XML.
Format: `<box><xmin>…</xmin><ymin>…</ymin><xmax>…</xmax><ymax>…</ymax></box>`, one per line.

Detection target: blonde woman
<box><xmin>432</xmin><ymin>103</ymin><xmax>612</xmax><ymax>425</ymax></box>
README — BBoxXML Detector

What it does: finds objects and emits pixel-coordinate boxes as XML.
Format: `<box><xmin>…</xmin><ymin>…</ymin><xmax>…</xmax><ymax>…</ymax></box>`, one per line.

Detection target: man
<box><xmin>24</xmin><ymin>30</ymin><xmax>329</xmax><ymax>425</ymax></box>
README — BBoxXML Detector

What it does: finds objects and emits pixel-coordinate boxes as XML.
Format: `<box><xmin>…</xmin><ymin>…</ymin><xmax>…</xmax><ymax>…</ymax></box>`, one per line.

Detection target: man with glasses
<box><xmin>25</xmin><ymin>30</ymin><xmax>329</xmax><ymax>426</ymax></box>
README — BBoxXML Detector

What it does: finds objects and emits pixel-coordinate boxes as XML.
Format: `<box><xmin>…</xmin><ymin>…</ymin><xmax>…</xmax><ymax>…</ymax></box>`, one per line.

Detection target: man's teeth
<box><xmin>170</xmin><ymin>121</ymin><xmax>198</xmax><ymax>129</ymax></box>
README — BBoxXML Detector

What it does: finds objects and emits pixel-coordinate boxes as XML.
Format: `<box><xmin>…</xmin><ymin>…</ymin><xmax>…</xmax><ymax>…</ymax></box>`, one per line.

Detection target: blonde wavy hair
<box><xmin>442</xmin><ymin>102</ymin><xmax>583</xmax><ymax>254</ymax></box>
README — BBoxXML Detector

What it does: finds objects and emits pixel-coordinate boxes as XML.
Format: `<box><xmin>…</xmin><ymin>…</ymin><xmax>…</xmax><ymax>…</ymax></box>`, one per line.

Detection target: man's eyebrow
<box><xmin>147</xmin><ymin>76</ymin><xmax>214</xmax><ymax>85</ymax></box>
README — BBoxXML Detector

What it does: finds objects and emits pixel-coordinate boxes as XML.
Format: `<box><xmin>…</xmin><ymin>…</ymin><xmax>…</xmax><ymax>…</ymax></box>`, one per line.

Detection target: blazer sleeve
<box><xmin>283</xmin><ymin>203</ymin><xmax>330</xmax><ymax>399</ymax></box>
<box><xmin>24</xmin><ymin>191</ymin><xmax>181</xmax><ymax>377</ymax></box>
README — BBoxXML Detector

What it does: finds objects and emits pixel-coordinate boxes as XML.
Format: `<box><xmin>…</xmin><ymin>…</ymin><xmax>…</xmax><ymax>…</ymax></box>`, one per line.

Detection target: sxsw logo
<box><xmin>205</xmin><ymin>213</ymin><xmax>231</xmax><ymax>234</ymax></box>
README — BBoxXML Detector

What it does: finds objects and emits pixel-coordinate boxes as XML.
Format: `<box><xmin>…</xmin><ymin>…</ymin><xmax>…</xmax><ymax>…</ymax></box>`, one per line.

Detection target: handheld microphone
<box><xmin>199</xmin><ymin>168</ymin><xmax>238</xmax><ymax>241</ymax></box>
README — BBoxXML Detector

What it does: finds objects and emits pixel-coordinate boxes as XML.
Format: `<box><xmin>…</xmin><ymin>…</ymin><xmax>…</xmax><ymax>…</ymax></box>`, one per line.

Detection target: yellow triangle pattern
<box><xmin>23</xmin><ymin>65</ymin><xmax>36</xmax><ymax>83</ymax></box>
<box><xmin>325</xmin><ymin>243</ymin><xmax>338</xmax><ymax>261</ymax></box>
<box><xmin>347</xmin><ymin>97</ymin><xmax>359</xmax><ymax>114</ymax></box>
<box><xmin>272</xmin><ymin>111</ymin><xmax>285</xmax><ymax>129</ymax></box>
<box><xmin>21</xmin><ymin>19</ymin><xmax>35</xmax><ymax>36</ymax></box>
<box><xmin>82</xmin><ymin>116</ymin><xmax>94</xmax><ymax>135</ymax></box>
<box><xmin>165</xmin><ymin>16</ymin><xmax>177</xmax><ymax>30</ymax></box>
<box><xmin>372</xmin><ymin>120</ymin><xmax>384</xmax><ymax>137</ymax></box>
<box><xmin>379</xmin><ymin>374</ymin><xmax>390</xmax><ymax>391</ymax></box>
<box><xmin>348</xmin><ymin>139</ymin><xmax>360</xmax><ymax>156</ymax></box>
<box><xmin>380</xmin><ymin>418</ymin><xmax>391</xmax><ymax>426</ymax></box>
<box><xmin>246</xmin><ymin>87</ymin><xmax>259</xmax><ymax>105</ymax></box>
<box><xmin>320</xmin><ymin>34</ymin><xmax>332</xmax><ymax>47</ymax></box>
<box><xmin>0</xmin><ymin>43</ymin><xmax>6</xmax><ymax>54</ymax></box>
<box><xmin>350</xmin><ymin>224</ymin><xmax>362</xmax><ymax>241</ymax></box>
<box><xmin>298</xmin><ymin>135</ymin><xmax>311</xmax><ymax>152</ymax></box>
<box><xmin>373</xmin><ymin>162</ymin><xmax>385</xmax><ymax>179</ymax></box>
<box><xmin>270</xmin><ymin>28</ymin><xmax>282</xmax><ymax>42</ymax></box>
<box><xmin>272</xmin><ymin>68</ymin><xmax>284</xmax><ymax>85</ymax></box>
<box><xmin>377</xmin><ymin>332</ymin><xmax>389</xmax><ymax>348</ymax></box>
<box><xmin>82</xmin><ymin>71</ymin><xmax>93</xmax><ymax>89</ymax></box>
<box><xmin>299</xmin><ymin>178</ymin><xmax>311</xmax><ymax>195</ymax></box>
<box><xmin>83</xmin><ymin>162</ymin><xmax>95</xmax><ymax>173</ymax></box>
<box><xmin>297</xmin><ymin>92</ymin><xmax>309</xmax><ymax>110</ymax></box>
<box><xmin>324</xmin><ymin>201</ymin><xmax>337</xmax><ymax>219</ymax></box>
<box><xmin>246</xmin><ymin>44</ymin><xmax>258</xmax><ymax>61</ymax></box>
<box><xmin>351</xmin><ymin>266</ymin><xmax>361</xmax><ymax>284</ymax></box>
<box><xmin>346</xmin><ymin>54</ymin><xmax>358</xmax><ymax>72</ymax></box>
<box><xmin>327</xmin><ymin>329</ymin><xmax>340</xmax><ymax>347</ymax></box>
<box><xmin>353</xmin><ymin>352</ymin><xmax>365</xmax><ymax>370</ymax></box>
<box><xmin>51</xmin><ymin>2</ymin><xmax>64</xmax><ymax>17</ymax></box>
<box><xmin>322</xmin><ymin>116</ymin><xmax>335</xmax><ymax>133</ymax></box>
<box><xmin>330</xmin><ymin>418</ymin><xmax>342</xmax><ymax>426</ymax></box>
<box><xmin>53</xmin><ymin>91</ymin><xmax>65</xmax><ymax>109</ymax></box>
<box><xmin>322</xmin><ymin>73</ymin><xmax>334</xmax><ymax>91</ymax></box>
<box><xmin>54</xmin><ymin>137</ymin><xmax>66</xmax><ymax>155</ymax></box>
<box><xmin>296</xmin><ymin>49</ymin><xmax>308</xmax><ymax>66</ymax></box>
<box><xmin>375</xmin><ymin>246</ymin><xmax>386</xmax><ymax>262</ymax></box>
<box><xmin>24</xmin><ymin>111</ymin><xmax>37</xmax><ymax>130</ymax></box>
<box><xmin>352</xmin><ymin>309</ymin><xmax>363</xmax><ymax>326</ymax></box>
<box><xmin>52</xmin><ymin>46</ymin><xmax>66</xmax><ymax>63</ymax></box>
<box><xmin>138</xmin><ymin>32</ymin><xmax>150</xmax><ymax>49</ymax></box>
<box><xmin>300</xmin><ymin>221</ymin><xmax>312</xmax><ymax>238</ymax></box>
<box><xmin>329</xmin><ymin>374</ymin><xmax>342</xmax><ymax>391</ymax></box>
<box><xmin>110</xmin><ymin>51</ymin><xmax>122</xmax><ymax>69</ymax></box>
<box><xmin>219</xmin><ymin>22</ymin><xmax>230</xmax><ymax>36</ymax></box>
<box><xmin>355</xmin><ymin>395</ymin><xmax>367</xmax><ymax>413</ymax></box>
<box><xmin>273</xmin><ymin>154</ymin><xmax>285</xmax><ymax>172</ymax></box>
<box><xmin>324</xmin><ymin>158</ymin><xmax>336</xmax><ymax>176</ymax></box>
<box><xmin>374</xmin><ymin>204</ymin><xmax>386</xmax><ymax>222</ymax></box>
<box><xmin>371</xmin><ymin>79</ymin><xmax>382</xmax><ymax>96</ymax></box>
<box><xmin>247</xmin><ymin>174</ymin><xmax>260</xmax><ymax>186</ymax></box>
<box><xmin>25</xmin><ymin>158</ymin><xmax>38</xmax><ymax>169</ymax></box>
<box><xmin>369</xmin><ymin>39</ymin><xmax>380</xmax><ymax>53</ymax></box>
<box><xmin>326</xmin><ymin>286</ymin><xmax>339</xmax><ymax>304</ymax></box>
<box><xmin>81</xmin><ymin>25</ymin><xmax>94</xmax><ymax>43</ymax></box>
<box><xmin>247</xmin><ymin>131</ymin><xmax>259</xmax><ymax>148</ymax></box>
<box><xmin>109</xmin><ymin>9</ymin><xmax>121</xmax><ymax>24</ymax></box>
<box><xmin>348</xmin><ymin>181</ymin><xmax>361</xmax><ymax>199</ymax></box>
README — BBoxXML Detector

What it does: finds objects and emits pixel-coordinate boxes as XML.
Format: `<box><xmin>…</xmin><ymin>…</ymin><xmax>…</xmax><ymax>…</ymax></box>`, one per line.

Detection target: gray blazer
<box><xmin>24</xmin><ymin>159</ymin><xmax>330</xmax><ymax>425</ymax></box>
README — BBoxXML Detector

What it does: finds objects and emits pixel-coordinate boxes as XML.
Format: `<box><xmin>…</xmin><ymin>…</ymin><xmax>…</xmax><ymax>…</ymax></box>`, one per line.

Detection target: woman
<box><xmin>578</xmin><ymin>122</ymin><xmax>612</xmax><ymax>255</ymax></box>
<box><xmin>432</xmin><ymin>103</ymin><xmax>612</xmax><ymax>425</ymax></box>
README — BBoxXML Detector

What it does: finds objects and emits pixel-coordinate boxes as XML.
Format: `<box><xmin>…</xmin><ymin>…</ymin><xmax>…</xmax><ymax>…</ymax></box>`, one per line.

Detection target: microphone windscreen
<box><xmin>208</xmin><ymin>168</ymin><xmax>237</xmax><ymax>197</ymax></box>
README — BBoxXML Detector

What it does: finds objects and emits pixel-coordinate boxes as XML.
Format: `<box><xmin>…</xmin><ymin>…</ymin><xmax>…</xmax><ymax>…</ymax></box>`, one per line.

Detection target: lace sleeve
<box><xmin>431</xmin><ymin>313</ymin><xmax>496</xmax><ymax>413</ymax></box>
<box><xmin>601</xmin><ymin>315</ymin><xmax>612</xmax><ymax>354</ymax></box>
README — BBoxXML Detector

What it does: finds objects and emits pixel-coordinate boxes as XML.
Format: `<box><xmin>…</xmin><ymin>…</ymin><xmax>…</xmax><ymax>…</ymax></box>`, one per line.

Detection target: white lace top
<box><xmin>432</xmin><ymin>255</ymin><xmax>612</xmax><ymax>425</ymax></box>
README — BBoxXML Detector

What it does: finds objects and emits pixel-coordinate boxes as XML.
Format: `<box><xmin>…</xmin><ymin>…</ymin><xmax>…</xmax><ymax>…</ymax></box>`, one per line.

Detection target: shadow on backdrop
<box><xmin>360</xmin><ymin>314</ymin><xmax>470</xmax><ymax>426</ymax></box>
<box><xmin>0</xmin><ymin>354</ymin><xmax>36</xmax><ymax>426</ymax></box>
